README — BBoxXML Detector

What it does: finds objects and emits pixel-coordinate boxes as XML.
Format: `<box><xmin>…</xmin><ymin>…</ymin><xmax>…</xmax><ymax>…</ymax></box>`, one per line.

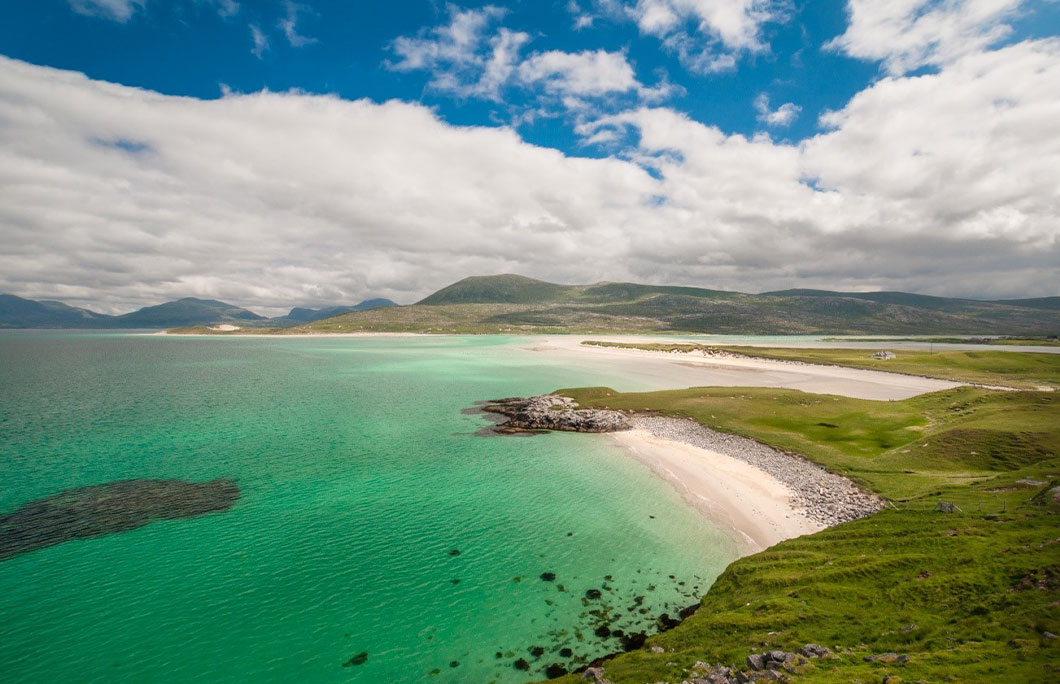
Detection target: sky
<box><xmin>1</xmin><ymin>1</ymin><xmax>1058</xmax><ymax>313</ymax></box>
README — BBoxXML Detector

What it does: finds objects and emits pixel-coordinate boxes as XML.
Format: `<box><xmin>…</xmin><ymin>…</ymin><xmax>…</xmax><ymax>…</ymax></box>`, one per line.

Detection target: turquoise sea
<box><xmin>0</xmin><ymin>332</ymin><xmax>736</xmax><ymax>684</ymax></box>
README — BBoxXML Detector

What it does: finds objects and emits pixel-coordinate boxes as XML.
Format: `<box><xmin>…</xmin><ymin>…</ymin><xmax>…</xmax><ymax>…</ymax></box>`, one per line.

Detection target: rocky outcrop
<box><xmin>481</xmin><ymin>395</ymin><xmax>631</xmax><ymax>433</ymax></box>
<box><xmin>677</xmin><ymin>644</ymin><xmax>834</xmax><ymax>684</ymax></box>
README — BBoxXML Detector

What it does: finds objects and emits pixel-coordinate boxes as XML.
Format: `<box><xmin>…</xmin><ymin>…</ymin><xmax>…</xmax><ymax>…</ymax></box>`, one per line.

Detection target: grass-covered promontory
<box><xmin>582</xmin><ymin>341</ymin><xmax>1060</xmax><ymax>391</ymax></box>
<box><xmin>533</xmin><ymin>385</ymin><xmax>1059</xmax><ymax>683</ymax></box>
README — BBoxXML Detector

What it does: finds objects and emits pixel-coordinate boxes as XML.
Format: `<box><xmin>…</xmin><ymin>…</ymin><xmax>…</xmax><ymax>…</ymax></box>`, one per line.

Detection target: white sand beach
<box><xmin>608</xmin><ymin>428</ymin><xmax>825</xmax><ymax>554</ymax></box>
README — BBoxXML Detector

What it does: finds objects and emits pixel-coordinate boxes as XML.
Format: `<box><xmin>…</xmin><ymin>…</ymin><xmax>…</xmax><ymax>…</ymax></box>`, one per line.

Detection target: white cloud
<box><xmin>278</xmin><ymin>1</ymin><xmax>317</xmax><ymax>48</ymax></box>
<box><xmin>827</xmin><ymin>0</ymin><xmax>1028</xmax><ymax>75</ymax></box>
<box><xmin>567</xmin><ymin>0</ymin><xmax>597</xmax><ymax>29</ymax></box>
<box><xmin>0</xmin><ymin>40</ymin><xmax>1057</xmax><ymax>314</ymax></box>
<box><xmin>754</xmin><ymin>93</ymin><xmax>801</xmax><ymax>126</ymax></box>
<box><xmin>388</xmin><ymin>7</ymin><xmax>674</xmax><ymax>109</ymax></box>
<box><xmin>591</xmin><ymin>0</ymin><xmax>791</xmax><ymax>73</ymax></box>
<box><xmin>70</xmin><ymin>0</ymin><xmax>239</xmax><ymax>21</ymax></box>
<box><xmin>389</xmin><ymin>5</ymin><xmax>516</xmax><ymax>99</ymax></box>
<box><xmin>69</xmin><ymin>0</ymin><xmax>145</xmax><ymax>22</ymax></box>
<box><xmin>249</xmin><ymin>24</ymin><xmax>269</xmax><ymax>59</ymax></box>
<box><xmin>518</xmin><ymin>50</ymin><xmax>640</xmax><ymax>96</ymax></box>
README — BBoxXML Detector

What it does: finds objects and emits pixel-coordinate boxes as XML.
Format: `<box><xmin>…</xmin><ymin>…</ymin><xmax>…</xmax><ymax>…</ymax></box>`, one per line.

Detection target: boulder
<box><xmin>798</xmin><ymin>644</ymin><xmax>831</xmax><ymax>658</ymax></box>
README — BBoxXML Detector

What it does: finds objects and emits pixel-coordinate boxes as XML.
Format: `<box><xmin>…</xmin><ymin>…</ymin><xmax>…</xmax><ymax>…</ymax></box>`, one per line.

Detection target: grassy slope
<box><xmin>582</xmin><ymin>342</ymin><xmax>1060</xmax><ymax>390</ymax></box>
<box><xmin>536</xmin><ymin>385</ymin><xmax>1060</xmax><ymax>683</ymax></box>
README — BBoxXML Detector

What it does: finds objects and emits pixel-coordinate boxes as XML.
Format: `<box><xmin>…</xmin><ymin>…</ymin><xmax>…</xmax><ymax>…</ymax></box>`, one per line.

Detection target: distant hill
<box><xmin>277</xmin><ymin>299</ymin><xmax>398</xmax><ymax>325</ymax></box>
<box><xmin>113</xmin><ymin>298</ymin><xmax>265</xmax><ymax>327</ymax></box>
<box><xmin>0</xmin><ymin>294</ymin><xmax>112</xmax><ymax>328</ymax></box>
<box><xmin>289</xmin><ymin>275</ymin><xmax>1060</xmax><ymax>336</ymax></box>
<box><xmin>0</xmin><ymin>294</ymin><xmax>394</xmax><ymax>329</ymax></box>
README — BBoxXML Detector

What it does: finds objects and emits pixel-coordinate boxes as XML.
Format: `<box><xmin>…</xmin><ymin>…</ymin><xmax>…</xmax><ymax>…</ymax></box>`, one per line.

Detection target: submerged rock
<box><xmin>544</xmin><ymin>663</ymin><xmax>569</xmax><ymax>679</ymax></box>
<box><xmin>479</xmin><ymin>395</ymin><xmax>631</xmax><ymax>433</ymax></box>
<box><xmin>0</xmin><ymin>478</ymin><xmax>239</xmax><ymax>561</ymax></box>
<box><xmin>342</xmin><ymin>651</ymin><xmax>368</xmax><ymax>667</ymax></box>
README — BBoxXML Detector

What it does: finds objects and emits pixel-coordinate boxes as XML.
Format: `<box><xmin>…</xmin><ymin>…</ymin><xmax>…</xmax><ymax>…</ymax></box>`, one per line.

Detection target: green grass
<box><xmin>823</xmin><ymin>337</ymin><xmax>1060</xmax><ymax>348</ymax></box>
<box><xmin>581</xmin><ymin>341</ymin><xmax>1060</xmax><ymax>390</ymax></box>
<box><xmin>535</xmin><ymin>385</ymin><xmax>1060</xmax><ymax>683</ymax></box>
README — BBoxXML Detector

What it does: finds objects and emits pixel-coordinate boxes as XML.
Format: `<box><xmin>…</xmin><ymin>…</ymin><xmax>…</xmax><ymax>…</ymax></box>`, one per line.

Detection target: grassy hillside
<box><xmin>582</xmin><ymin>342</ymin><xmax>1060</xmax><ymax>390</ymax></box>
<box><xmin>534</xmin><ymin>385</ymin><xmax>1060</xmax><ymax>683</ymax></box>
<box><xmin>286</xmin><ymin>275</ymin><xmax>1060</xmax><ymax>336</ymax></box>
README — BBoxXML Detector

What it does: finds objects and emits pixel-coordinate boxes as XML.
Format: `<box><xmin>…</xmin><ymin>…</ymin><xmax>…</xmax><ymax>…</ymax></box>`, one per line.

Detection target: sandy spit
<box><xmin>530</xmin><ymin>336</ymin><xmax>960</xmax><ymax>400</ymax></box>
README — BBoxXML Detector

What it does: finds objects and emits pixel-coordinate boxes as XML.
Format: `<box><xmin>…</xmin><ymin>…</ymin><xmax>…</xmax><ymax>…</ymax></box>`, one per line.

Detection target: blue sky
<box><xmin>1</xmin><ymin>1</ymin><xmax>1059</xmax><ymax>310</ymax></box>
<box><xmin>8</xmin><ymin>1</ymin><xmax>1055</xmax><ymax>152</ymax></box>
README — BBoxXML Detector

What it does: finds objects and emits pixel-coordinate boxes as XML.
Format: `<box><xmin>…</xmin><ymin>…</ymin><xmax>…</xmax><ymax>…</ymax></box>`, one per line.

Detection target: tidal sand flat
<box><xmin>528</xmin><ymin>336</ymin><xmax>961</xmax><ymax>400</ymax></box>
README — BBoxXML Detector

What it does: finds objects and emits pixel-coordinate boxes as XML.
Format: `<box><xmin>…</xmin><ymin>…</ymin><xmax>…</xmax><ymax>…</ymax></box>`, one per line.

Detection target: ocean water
<box><xmin>0</xmin><ymin>332</ymin><xmax>736</xmax><ymax>684</ymax></box>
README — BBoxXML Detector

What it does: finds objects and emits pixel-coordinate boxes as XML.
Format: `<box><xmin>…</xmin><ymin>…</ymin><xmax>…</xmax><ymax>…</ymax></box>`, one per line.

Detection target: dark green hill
<box><xmin>763</xmin><ymin>289</ymin><xmax>993</xmax><ymax>313</ymax></box>
<box><xmin>296</xmin><ymin>276</ymin><xmax>1060</xmax><ymax>336</ymax></box>
<box><xmin>998</xmin><ymin>296</ymin><xmax>1060</xmax><ymax>310</ymax></box>
<box><xmin>416</xmin><ymin>274</ymin><xmax>577</xmax><ymax>304</ymax></box>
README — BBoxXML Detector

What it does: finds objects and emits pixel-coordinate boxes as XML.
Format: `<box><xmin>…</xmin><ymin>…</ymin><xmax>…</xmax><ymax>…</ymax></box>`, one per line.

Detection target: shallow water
<box><xmin>0</xmin><ymin>332</ymin><xmax>735</xmax><ymax>684</ymax></box>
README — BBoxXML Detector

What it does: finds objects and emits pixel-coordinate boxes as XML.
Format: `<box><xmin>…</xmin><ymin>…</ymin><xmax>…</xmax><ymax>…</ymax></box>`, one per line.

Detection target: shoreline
<box><xmin>606</xmin><ymin>416</ymin><xmax>883</xmax><ymax>555</ymax></box>
<box><xmin>532</xmin><ymin>336</ymin><xmax>961</xmax><ymax>400</ymax></box>
<box><xmin>150</xmin><ymin>330</ymin><xmax>433</xmax><ymax>338</ymax></box>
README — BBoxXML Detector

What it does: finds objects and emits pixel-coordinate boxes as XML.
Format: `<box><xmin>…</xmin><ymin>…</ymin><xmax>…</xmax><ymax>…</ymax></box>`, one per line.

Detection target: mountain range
<box><xmin>5</xmin><ymin>275</ymin><xmax>1059</xmax><ymax>334</ymax></box>
<box><xmin>294</xmin><ymin>274</ymin><xmax>1060</xmax><ymax>336</ymax></box>
<box><xmin>0</xmin><ymin>294</ymin><xmax>396</xmax><ymax>329</ymax></box>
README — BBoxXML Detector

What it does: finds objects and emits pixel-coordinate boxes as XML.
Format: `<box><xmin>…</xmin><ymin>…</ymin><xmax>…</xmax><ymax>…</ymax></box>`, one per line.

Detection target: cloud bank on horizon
<box><xmin>0</xmin><ymin>0</ymin><xmax>1058</xmax><ymax>313</ymax></box>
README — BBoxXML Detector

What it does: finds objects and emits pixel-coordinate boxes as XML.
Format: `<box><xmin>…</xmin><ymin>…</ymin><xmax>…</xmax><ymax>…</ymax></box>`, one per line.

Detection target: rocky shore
<box><xmin>480</xmin><ymin>395</ymin><xmax>631</xmax><ymax>433</ymax></box>
<box><xmin>629</xmin><ymin>416</ymin><xmax>883</xmax><ymax>527</ymax></box>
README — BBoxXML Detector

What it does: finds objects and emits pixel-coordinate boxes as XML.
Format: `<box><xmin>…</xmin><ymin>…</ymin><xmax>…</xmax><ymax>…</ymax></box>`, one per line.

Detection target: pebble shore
<box><xmin>629</xmin><ymin>416</ymin><xmax>884</xmax><ymax>527</ymax></box>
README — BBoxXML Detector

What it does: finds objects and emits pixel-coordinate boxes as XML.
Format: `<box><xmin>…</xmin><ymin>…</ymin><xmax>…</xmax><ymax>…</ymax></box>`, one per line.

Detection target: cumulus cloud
<box><xmin>69</xmin><ymin>0</ymin><xmax>145</xmax><ymax>22</ymax></box>
<box><xmin>387</xmin><ymin>5</ymin><xmax>674</xmax><ymax>109</ymax></box>
<box><xmin>753</xmin><ymin>93</ymin><xmax>800</xmax><ymax>126</ymax></box>
<box><xmin>517</xmin><ymin>50</ymin><xmax>639</xmax><ymax>96</ymax></box>
<box><xmin>827</xmin><ymin>0</ymin><xmax>1028</xmax><ymax>75</ymax></box>
<box><xmin>0</xmin><ymin>40</ymin><xmax>1057</xmax><ymax>314</ymax></box>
